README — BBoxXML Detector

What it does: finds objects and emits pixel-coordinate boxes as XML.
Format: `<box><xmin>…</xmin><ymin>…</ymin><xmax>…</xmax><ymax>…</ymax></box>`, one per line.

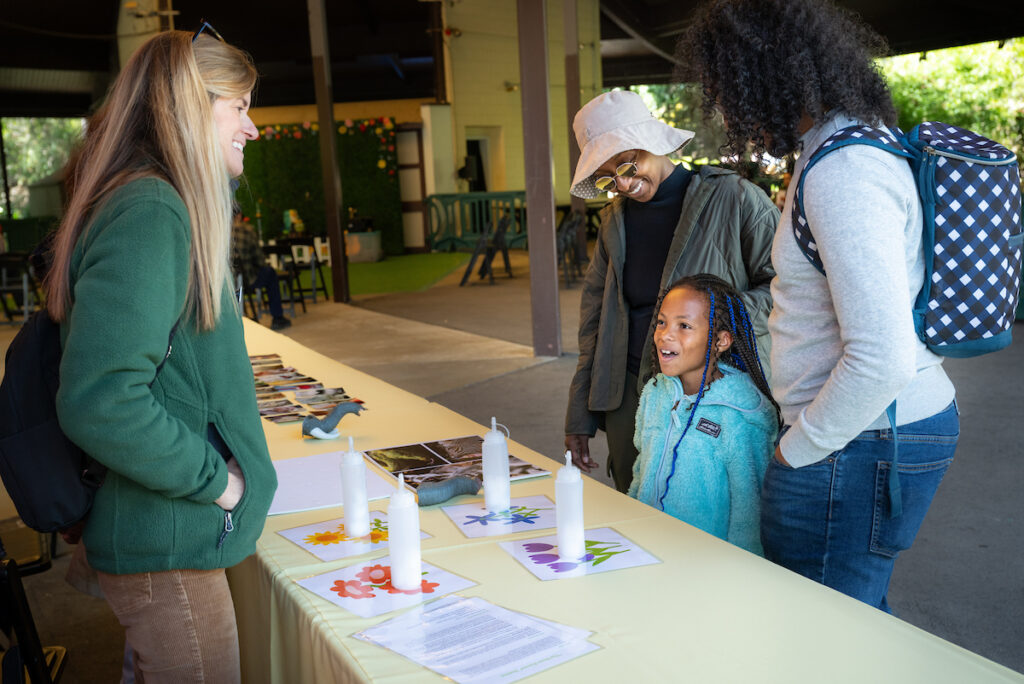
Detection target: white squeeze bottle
<box><xmin>340</xmin><ymin>436</ymin><xmax>370</xmax><ymax>538</ymax></box>
<box><xmin>556</xmin><ymin>450</ymin><xmax>585</xmax><ymax>561</ymax></box>
<box><xmin>481</xmin><ymin>417</ymin><xmax>511</xmax><ymax>513</ymax></box>
<box><xmin>388</xmin><ymin>473</ymin><xmax>422</xmax><ymax>591</ymax></box>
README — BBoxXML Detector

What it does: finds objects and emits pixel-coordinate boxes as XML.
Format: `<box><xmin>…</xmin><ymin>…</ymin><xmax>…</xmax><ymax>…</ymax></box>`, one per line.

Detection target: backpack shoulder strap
<box><xmin>792</xmin><ymin>125</ymin><xmax>914</xmax><ymax>275</ymax></box>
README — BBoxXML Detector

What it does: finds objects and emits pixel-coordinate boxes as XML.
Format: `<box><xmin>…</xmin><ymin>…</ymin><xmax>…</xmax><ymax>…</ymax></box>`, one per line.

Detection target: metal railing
<box><xmin>426</xmin><ymin>192</ymin><xmax>527</xmax><ymax>251</ymax></box>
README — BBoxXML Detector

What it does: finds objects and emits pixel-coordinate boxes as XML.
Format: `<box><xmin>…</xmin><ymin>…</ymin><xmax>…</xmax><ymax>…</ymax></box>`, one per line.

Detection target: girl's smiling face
<box><xmin>654</xmin><ymin>286</ymin><xmax>732</xmax><ymax>394</ymax></box>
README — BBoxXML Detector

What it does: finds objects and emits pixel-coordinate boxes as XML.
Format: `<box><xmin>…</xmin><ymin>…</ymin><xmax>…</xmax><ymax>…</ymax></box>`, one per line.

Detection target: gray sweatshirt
<box><xmin>770</xmin><ymin>112</ymin><xmax>956</xmax><ymax>468</ymax></box>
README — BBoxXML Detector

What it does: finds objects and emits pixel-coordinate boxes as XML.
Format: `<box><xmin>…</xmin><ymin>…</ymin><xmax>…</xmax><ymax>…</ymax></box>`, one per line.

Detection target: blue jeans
<box><xmin>760</xmin><ymin>401</ymin><xmax>958</xmax><ymax>612</ymax></box>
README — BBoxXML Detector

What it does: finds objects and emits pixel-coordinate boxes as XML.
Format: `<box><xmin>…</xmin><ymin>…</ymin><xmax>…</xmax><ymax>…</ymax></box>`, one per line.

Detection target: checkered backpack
<box><xmin>793</xmin><ymin>122</ymin><xmax>1023</xmax><ymax>358</ymax></box>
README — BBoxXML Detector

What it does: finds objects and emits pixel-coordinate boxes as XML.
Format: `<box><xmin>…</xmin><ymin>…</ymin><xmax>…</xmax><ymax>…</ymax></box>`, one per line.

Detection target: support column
<box><xmin>563</xmin><ymin>0</ymin><xmax>586</xmax><ymax>215</ymax></box>
<box><xmin>308</xmin><ymin>0</ymin><xmax>349</xmax><ymax>303</ymax></box>
<box><xmin>517</xmin><ymin>0</ymin><xmax>562</xmax><ymax>357</ymax></box>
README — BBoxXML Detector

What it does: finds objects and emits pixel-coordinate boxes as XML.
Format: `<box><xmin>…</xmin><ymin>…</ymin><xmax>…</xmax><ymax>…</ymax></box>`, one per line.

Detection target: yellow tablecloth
<box><xmin>231</xmin><ymin>320</ymin><xmax>1021</xmax><ymax>683</ymax></box>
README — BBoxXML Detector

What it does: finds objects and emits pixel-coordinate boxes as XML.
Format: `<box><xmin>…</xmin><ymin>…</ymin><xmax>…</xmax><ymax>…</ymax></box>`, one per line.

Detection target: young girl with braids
<box><xmin>629</xmin><ymin>274</ymin><xmax>779</xmax><ymax>555</ymax></box>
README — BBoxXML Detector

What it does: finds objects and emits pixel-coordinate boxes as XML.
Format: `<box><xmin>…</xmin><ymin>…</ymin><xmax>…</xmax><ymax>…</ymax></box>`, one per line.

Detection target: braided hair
<box><xmin>651</xmin><ymin>274</ymin><xmax>780</xmax><ymax>509</ymax></box>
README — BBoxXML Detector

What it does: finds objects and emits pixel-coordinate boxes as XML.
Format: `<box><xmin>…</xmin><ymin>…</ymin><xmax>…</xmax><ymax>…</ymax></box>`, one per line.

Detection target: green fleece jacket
<box><xmin>566</xmin><ymin>166</ymin><xmax>778</xmax><ymax>436</ymax></box>
<box><xmin>56</xmin><ymin>178</ymin><xmax>277</xmax><ymax>574</ymax></box>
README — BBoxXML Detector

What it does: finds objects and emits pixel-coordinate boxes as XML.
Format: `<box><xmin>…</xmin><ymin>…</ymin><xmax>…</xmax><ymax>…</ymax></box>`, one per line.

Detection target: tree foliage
<box><xmin>880</xmin><ymin>38</ymin><xmax>1024</xmax><ymax>160</ymax></box>
<box><xmin>632</xmin><ymin>38</ymin><xmax>1024</xmax><ymax>164</ymax></box>
<box><xmin>629</xmin><ymin>83</ymin><xmax>730</xmax><ymax>162</ymax></box>
<box><xmin>0</xmin><ymin>117</ymin><xmax>84</xmax><ymax>218</ymax></box>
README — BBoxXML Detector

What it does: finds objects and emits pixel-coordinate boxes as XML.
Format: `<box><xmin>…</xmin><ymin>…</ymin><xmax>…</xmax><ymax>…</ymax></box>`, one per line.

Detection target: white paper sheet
<box><xmin>354</xmin><ymin>595</ymin><xmax>599</xmax><ymax>683</ymax></box>
<box><xmin>268</xmin><ymin>450</ymin><xmax>397</xmax><ymax>515</ymax></box>
<box><xmin>440</xmin><ymin>495</ymin><xmax>556</xmax><ymax>538</ymax></box>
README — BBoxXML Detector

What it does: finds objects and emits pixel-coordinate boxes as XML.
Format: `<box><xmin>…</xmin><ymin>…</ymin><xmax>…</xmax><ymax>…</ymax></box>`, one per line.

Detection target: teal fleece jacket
<box><xmin>629</xmin><ymin>365</ymin><xmax>778</xmax><ymax>555</ymax></box>
<box><xmin>56</xmin><ymin>178</ymin><xmax>277</xmax><ymax>574</ymax></box>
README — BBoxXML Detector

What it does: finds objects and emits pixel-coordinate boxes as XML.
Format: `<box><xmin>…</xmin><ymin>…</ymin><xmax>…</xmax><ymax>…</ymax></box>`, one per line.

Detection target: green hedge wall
<box><xmin>235</xmin><ymin>117</ymin><xmax>402</xmax><ymax>254</ymax></box>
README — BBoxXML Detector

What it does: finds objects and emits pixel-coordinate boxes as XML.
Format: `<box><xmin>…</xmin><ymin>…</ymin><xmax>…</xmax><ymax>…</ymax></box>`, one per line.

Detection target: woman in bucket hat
<box><xmin>565</xmin><ymin>89</ymin><xmax>778</xmax><ymax>492</ymax></box>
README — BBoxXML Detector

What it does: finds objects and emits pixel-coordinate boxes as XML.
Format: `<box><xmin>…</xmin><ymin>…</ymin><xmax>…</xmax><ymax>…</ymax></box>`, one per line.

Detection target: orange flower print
<box><xmin>331</xmin><ymin>580</ymin><xmax>373</xmax><ymax>599</ymax></box>
<box><xmin>356</xmin><ymin>564</ymin><xmax>391</xmax><ymax>585</ymax></box>
<box><xmin>383</xmin><ymin>578</ymin><xmax>439</xmax><ymax>595</ymax></box>
<box><xmin>303</xmin><ymin>530</ymin><xmax>346</xmax><ymax>546</ymax></box>
<box><xmin>368</xmin><ymin>529</ymin><xmax>389</xmax><ymax>543</ymax></box>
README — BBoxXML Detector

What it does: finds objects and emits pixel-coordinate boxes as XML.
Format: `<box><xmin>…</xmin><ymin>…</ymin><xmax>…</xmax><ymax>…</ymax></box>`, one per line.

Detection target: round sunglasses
<box><xmin>594</xmin><ymin>155</ymin><xmax>639</xmax><ymax>193</ymax></box>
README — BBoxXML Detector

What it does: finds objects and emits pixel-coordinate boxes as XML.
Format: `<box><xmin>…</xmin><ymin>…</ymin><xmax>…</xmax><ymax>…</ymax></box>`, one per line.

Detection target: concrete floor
<box><xmin>5</xmin><ymin>248</ymin><xmax>1023</xmax><ymax>681</ymax></box>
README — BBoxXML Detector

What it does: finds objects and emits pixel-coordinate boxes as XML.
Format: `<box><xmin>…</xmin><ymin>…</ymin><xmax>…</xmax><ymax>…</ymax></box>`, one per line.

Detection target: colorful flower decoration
<box><xmin>258</xmin><ymin>118</ymin><xmax>398</xmax><ymax>180</ymax></box>
<box><xmin>303</xmin><ymin>530</ymin><xmax>346</xmax><ymax>546</ymax></box>
<box><xmin>356</xmin><ymin>564</ymin><xmax>391</xmax><ymax>585</ymax></box>
<box><xmin>331</xmin><ymin>579</ymin><xmax>374</xmax><ymax>599</ymax></box>
<box><xmin>383</xmin><ymin>578</ymin><xmax>439</xmax><ymax>595</ymax></box>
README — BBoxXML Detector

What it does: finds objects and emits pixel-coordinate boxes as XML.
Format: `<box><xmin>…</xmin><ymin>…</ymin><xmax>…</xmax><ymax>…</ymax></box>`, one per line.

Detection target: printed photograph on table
<box><xmin>366</xmin><ymin>443</ymin><xmax>451</xmax><ymax>473</ymax></box>
<box><xmin>277</xmin><ymin>513</ymin><xmax>431</xmax><ymax>561</ymax></box>
<box><xmin>441</xmin><ymin>495</ymin><xmax>556</xmax><ymax>538</ymax></box>
<box><xmin>500</xmin><ymin>527</ymin><xmax>660</xmax><ymax>580</ymax></box>
<box><xmin>264</xmin><ymin>412</ymin><xmax>308</xmax><ymax>424</ymax></box>
<box><xmin>258</xmin><ymin>402</ymin><xmax>304</xmax><ymax>417</ymax></box>
<box><xmin>293</xmin><ymin>387</ymin><xmax>352</xmax><ymax>404</ymax></box>
<box><xmin>365</xmin><ymin>436</ymin><xmax>549</xmax><ymax>490</ymax></box>
<box><xmin>296</xmin><ymin>559</ymin><xmax>477</xmax><ymax>618</ymax></box>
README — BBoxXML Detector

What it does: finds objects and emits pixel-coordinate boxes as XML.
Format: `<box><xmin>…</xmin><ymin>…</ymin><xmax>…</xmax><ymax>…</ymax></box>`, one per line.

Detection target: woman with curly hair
<box><xmin>680</xmin><ymin>0</ymin><xmax>958</xmax><ymax>612</ymax></box>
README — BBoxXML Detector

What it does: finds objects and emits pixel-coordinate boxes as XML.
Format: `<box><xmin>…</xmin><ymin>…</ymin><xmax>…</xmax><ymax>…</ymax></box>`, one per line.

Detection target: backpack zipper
<box><xmin>922</xmin><ymin>145</ymin><xmax>1016</xmax><ymax>166</ymax></box>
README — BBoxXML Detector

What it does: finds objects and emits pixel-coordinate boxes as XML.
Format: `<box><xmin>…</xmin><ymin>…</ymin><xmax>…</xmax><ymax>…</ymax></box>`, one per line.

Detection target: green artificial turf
<box><xmin>295</xmin><ymin>252</ymin><xmax>470</xmax><ymax>297</ymax></box>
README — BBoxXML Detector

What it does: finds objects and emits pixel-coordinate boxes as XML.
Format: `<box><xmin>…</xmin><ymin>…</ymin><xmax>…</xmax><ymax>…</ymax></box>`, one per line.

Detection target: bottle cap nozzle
<box><xmin>491</xmin><ymin>416</ymin><xmax>497</xmax><ymax>431</ymax></box>
<box><xmin>348</xmin><ymin>436</ymin><xmax>355</xmax><ymax>451</ymax></box>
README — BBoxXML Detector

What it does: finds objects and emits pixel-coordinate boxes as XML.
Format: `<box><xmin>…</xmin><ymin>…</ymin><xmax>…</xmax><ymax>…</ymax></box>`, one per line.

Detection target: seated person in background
<box><xmin>231</xmin><ymin>213</ymin><xmax>291</xmax><ymax>330</ymax></box>
<box><xmin>629</xmin><ymin>274</ymin><xmax>779</xmax><ymax>555</ymax></box>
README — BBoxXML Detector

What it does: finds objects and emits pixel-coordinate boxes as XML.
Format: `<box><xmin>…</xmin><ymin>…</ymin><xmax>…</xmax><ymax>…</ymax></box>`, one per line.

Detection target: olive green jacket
<box><xmin>56</xmin><ymin>178</ymin><xmax>277</xmax><ymax>574</ymax></box>
<box><xmin>565</xmin><ymin>166</ymin><xmax>778</xmax><ymax>436</ymax></box>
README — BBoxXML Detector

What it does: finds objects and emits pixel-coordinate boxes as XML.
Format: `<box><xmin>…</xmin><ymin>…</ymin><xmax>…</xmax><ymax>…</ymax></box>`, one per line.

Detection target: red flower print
<box><xmin>294</xmin><ymin>131</ymin><xmax>303</xmax><ymax>139</ymax></box>
<box><xmin>358</xmin><ymin>123</ymin><xmax>367</xmax><ymax>132</ymax></box>
<box><xmin>387</xmin><ymin>145</ymin><xmax>395</xmax><ymax>152</ymax></box>
<box><xmin>382</xmin><ymin>578</ymin><xmax>439</xmax><ymax>595</ymax></box>
<box><xmin>356</xmin><ymin>564</ymin><xmax>391</xmax><ymax>585</ymax></box>
<box><xmin>331</xmin><ymin>580</ymin><xmax>373</xmax><ymax>599</ymax></box>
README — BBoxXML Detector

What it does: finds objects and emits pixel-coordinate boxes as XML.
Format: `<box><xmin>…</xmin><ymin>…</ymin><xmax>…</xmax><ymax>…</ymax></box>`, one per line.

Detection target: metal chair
<box><xmin>280</xmin><ymin>237</ymin><xmax>328</xmax><ymax>303</ymax></box>
<box><xmin>0</xmin><ymin>253</ymin><xmax>43</xmax><ymax>324</ymax></box>
<box><xmin>0</xmin><ymin>534</ymin><xmax>66</xmax><ymax>684</ymax></box>
<box><xmin>260</xmin><ymin>244</ymin><xmax>305</xmax><ymax>315</ymax></box>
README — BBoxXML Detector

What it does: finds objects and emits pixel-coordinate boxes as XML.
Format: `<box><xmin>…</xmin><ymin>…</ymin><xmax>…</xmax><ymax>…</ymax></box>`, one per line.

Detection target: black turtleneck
<box><xmin>622</xmin><ymin>163</ymin><xmax>693</xmax><ymax>376</ymax></box>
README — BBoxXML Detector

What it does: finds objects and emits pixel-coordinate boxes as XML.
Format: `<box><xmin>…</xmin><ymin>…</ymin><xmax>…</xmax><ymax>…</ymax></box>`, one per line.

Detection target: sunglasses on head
<box><xmin>192</xmin><ymin>20</ymin><xmax>225</xmax><ymax>43</ymax></box>
<box><xmin>594</xmin><ymin>154</ymin><xmax>639</xmax><ymax>193</ymax></box>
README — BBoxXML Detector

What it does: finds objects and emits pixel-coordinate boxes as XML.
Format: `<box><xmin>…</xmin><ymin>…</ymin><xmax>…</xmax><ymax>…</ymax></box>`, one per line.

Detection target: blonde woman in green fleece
<box><xmin>46</xmin><ymin>28</ymin><xmax>276</xmax><ymax>683</ymax></box>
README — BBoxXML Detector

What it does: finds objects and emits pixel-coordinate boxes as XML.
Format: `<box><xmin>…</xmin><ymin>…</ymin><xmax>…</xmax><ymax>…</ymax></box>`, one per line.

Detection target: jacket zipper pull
<box><xmin>217</xmin><ymin>511</ymin><xmax>234</xmax><ymax>549</ymax></box>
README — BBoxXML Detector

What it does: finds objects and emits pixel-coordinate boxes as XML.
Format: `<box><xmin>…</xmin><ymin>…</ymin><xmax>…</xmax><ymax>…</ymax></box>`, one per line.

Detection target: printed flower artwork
<box><xmin>279</xmin><ymin>514</ymin><xmax>432</xmax><ymax>563</ymax></box>
<box><xmin>442</xmin><ymin>496</ymin><xmax>557</xmax><ymax>538</ymax></box>
<box><xmin>300</xmin><ymin>558</ymin><xmax>476</xmax><ymax>618</ymax></box>
<box><xmin>524</xmin><ymin>541</ymin><xmax>621</xmax><ymax>573</ymax></box>
<box><xmin>303</xmin><ymin>530</ymin><xmax>346</xmax><ymax>546</ymax></box>
<box><xmin>331</xmin><ymin>579</ymin><xmax>374</xmax><ymax>599</ymax></box>
<box><xmin>500</xmin><ymin>528</ymin><xmax>661</xmax><ymax>581</ymax></box>
<box><xmin>463</xmin><ymin>505</ymin><xmax>545</xmax><ymax>527</ymax></box>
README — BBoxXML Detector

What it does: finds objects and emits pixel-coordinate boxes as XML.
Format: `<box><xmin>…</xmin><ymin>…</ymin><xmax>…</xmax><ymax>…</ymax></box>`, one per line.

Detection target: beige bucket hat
<box><xmin>570</xmin><ymin>90</ymin><xmax>695</xmax><ymax>199</ymax></box>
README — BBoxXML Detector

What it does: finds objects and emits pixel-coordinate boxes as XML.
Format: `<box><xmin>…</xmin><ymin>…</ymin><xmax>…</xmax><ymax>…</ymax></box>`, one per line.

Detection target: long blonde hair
<box><xmin>47</xmin><ymin>31</ymin><xmax>257</xmax><ymax>330</ymax></box>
